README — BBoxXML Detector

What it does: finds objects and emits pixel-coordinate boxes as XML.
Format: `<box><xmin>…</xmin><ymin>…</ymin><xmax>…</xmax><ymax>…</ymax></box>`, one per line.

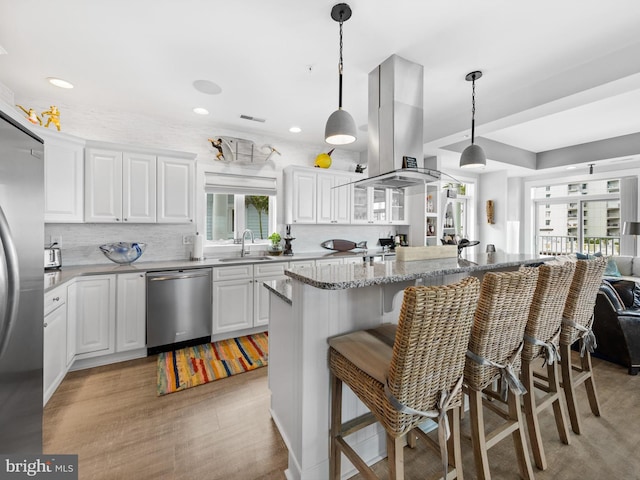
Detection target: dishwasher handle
<box><xmin>147</xmin><ymin>270</ymin><xmax>211</xmax><ymax>282</ymax></box>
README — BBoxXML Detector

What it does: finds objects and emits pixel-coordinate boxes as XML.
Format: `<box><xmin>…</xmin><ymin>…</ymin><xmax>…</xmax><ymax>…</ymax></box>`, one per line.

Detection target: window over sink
<box><xmin>203</xmin><ymin>172</ymin><xmax>277</xmax><ymax>244</ymax></box>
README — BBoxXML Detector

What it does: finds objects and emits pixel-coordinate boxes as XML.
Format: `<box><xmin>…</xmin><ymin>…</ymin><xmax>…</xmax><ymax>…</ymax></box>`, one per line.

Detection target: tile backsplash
<box><xmin>45</xmin><ymin>223</ymin><xmax>196</xmax><ymax>265</ymax></box>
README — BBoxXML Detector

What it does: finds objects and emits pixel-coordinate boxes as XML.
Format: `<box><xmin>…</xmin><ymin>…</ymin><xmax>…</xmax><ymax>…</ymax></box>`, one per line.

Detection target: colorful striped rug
<box><xmin>156</xmin><ymin>332</ymin><xmax>268</xmax><ymax>396</ymax></box>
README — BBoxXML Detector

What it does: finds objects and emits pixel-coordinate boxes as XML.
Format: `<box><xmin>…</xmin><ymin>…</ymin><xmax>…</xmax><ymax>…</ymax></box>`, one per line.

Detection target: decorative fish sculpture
<box><xmin>321</xmin><ymin>239</ymin><xmax>367</xmax><ymax>252</ymax></box>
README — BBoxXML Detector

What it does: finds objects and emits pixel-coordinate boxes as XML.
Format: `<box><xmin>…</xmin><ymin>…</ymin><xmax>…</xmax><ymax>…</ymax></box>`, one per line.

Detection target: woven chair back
<box><xmin>386</xmin><ymin>276</ymin><xmax>480</xmax><ymax>420</ymax></box>
<box><xmin>560</xmin><ymin>257</ymin><xmax>607</xmax><ymax>346</ymax></box>
<box><xmin>522</xmin><ymin>262</ymin><xmax>576</xmax><ymax>362</ymax></box>
<box><xmin>465</xmin><ymin>268</ymin><xmax>539</xmax><ymax>391</ymax></box>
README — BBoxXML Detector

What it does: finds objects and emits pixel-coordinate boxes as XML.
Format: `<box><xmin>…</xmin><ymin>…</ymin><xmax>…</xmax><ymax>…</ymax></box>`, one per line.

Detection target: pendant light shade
<box><xmin>460</xmin><ymin>70</ymin><xmax>486</xmax><ymax>169</ymax></box>
<box><xmin>325</xmin><ymin>108</ymin><xmax>357</xmax><ymax>145</ymax></box>
<box><xmin>325</xmin><ymin>3</ymin><xmax>357</xmax><ymax>145</ymax></box>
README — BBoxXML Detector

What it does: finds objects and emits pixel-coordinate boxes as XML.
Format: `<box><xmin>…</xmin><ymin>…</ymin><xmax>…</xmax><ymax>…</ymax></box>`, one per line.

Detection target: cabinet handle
<box><xmin>115</xmin><ymin>218</ymin><xmax>120</xmax><ymax>222</ymax></box>
<box><xmin>44</xmin><ymin>322</ymin><xmax>48</xmax><ymax>328</ymax></box>
<box><xmin>53</xmin><ymin>296</ymin><xmax>59</xmax><ymax>302</ymax></box>
<box><xmin>124</xmin><ymin>218</ymin><xmax>128</xmax><ymax>221</ymax></box>
<box><xmin>190</xmin><ymin>219</ymin><xmax>193</xmax><ymax>222</ymax></box>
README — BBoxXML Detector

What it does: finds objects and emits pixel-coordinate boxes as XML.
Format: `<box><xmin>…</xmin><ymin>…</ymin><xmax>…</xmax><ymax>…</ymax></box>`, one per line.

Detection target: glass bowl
<box><xmin>99</xmin><ymin>242</ymin><xmax>147</xmax><ymax>265</ymax></box>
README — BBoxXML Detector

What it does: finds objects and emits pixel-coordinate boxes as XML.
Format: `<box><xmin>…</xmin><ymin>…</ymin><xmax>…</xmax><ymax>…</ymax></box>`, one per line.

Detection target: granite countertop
<box><xmin>263</xmin><ymin>279</ymin><xmax>292</xmax><ymax>305</ymax></box>
<box><xmin>43</xmin><ymin>249</ymin><xmax>393</xmax><ymax>292</ymax></box>
<box><xmin>284</xmin><ymin>253</ymin><xmax>551</xmax><ymax>290</ymax></box>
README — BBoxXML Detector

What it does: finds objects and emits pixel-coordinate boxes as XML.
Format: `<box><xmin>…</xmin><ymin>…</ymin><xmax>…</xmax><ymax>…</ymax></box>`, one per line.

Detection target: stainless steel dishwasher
<box><xmin>146</xmin><ymin>268</ymin><xmax>212</xmax><ymax>351</ymax></box>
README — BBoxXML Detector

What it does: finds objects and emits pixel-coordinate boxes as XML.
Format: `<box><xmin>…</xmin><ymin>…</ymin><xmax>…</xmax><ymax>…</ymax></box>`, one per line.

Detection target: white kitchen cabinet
<box><xmin>116</xmin><ymin>273</ymin><xmax>147</xmax><ymax>352</ymax></box>
<box><xmin>85</xmin><ymin>148</ymin><xmax>156</xmax><ymax>223</ymax></box>
<box><xmin>213</xmin><ymin>263</ymin><xmax>287</xmax><ymax>334</ymax></box>
<box><xmin>213</xmin><ymin>276</ymin><xmax>254</xmax><ymax>333</ymax></box>
<box><xmin>122</xmin><ymin>152</ymin><xmax>156</xmax><ymax>223</ymax></box>
<box><xmin>43</xmin><ymin>132</ymin><xmax>85</xmax><ymax>223</ymax></box>
<box><xmin>285</xmin><ymin>167</ymin><xmax>317</xmax><ymax>224</ymax></box>
<box><xmin>351</xmin><ymin>185</ymin><xmax>408</xmax><ymax>225</ymax></box>
<box><xmin>43</xmin><ymin>285</ymin><xmax>68</xmax><ymax>405</ymax></box>
<box><xmin>315</xmin><ymin>258</ymin><xmax>345</xmax><ymax>266</ymax></box>
<box><xmin>317</xmin><ymin>172</ymin><xmax>352</xmax><ymax>224</ymax></box>
<box><xmin>70</xmin><ymin>275</ymin><xmax>116</xmax><ymax>359</ymax></box>
<box><xmin>84</xmin><ymin>148</ymin><xmax>122</xmax><ymax>222</ymax></box>
<box><xmin>285</xmin><ymin>166</ymin><xmax>362</xmax><ymax>225</ymax></box>
<box><xmin>157</xmin><ymin>156</ymin><xmax>195</xmax><ymax>224</ymax></box>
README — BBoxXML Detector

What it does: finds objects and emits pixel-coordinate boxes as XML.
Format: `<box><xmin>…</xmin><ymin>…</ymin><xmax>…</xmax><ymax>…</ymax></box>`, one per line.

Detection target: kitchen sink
<box><xmin>218</xmin><ymin>256</ymin><xmax>274</xmax><ymax>262</ymax></box>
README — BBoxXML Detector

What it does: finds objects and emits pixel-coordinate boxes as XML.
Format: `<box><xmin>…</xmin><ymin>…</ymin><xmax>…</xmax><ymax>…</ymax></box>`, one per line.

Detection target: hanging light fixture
<box><xmin>325</xmin><ymin>3</ymin><xmax>357</xmax><ymax>145</ymax></box>
<box><xmin>459</xmin><ymin>70</ymin><xmax>486</xmax><ymax>168</ymax></box>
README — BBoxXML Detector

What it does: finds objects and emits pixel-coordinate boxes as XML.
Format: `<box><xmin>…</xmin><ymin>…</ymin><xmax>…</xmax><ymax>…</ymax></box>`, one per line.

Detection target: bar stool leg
<box><xmin>547</xmin><ymin>361</ymin><xmax>571</xmax><ymax>445</ymax></box>
<box><xmin>522</xmin><ymin>361</ymin><xmax>547</xmax><ymax>470</ymax></box>
<box><xmin>468</xmin><ymin>389</ymin><xmax>491</xmax><ymax>480</ymax></box>
<box><xmin>386</xmin><ymin>433</ymin><xmax>404</xmax><ymax>480</ymax></box>
<box><xmin>329</xmin><ymin>372</ymin><xmax>342</xmax><ymax>480</ymax></box>
<box><xmin>448</xmin><ymin>407</ymin><xmax>464</xmax><ymax>479</ymax></box>
<box><xmin>560</xmin><ymin>343</ymin><xmax>582</xmax><ymax>434</ymax></box>
<box><xmin>507</xmin><ymin>389</ymin><xmax>535</xmax><ymax>480</ymax></box>
<box><xmin>581</xmin><ymin>350</ymin><xmax>601</xmax><ymax>417</ymax></box>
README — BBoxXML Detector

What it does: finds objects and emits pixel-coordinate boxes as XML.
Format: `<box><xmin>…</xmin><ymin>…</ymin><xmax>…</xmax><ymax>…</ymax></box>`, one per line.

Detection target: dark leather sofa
<box><xmin>592</xmin><ymin>280</ymin><xmax>640</xmax><ymax>375</ymax></box>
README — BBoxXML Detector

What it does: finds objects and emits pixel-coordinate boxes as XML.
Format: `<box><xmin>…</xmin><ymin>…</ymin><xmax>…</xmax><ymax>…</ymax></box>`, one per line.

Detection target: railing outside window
<box><xmin>536</xmin><ymin>235</ymin><xmax>620</xmax><ymax>256</ymax></box>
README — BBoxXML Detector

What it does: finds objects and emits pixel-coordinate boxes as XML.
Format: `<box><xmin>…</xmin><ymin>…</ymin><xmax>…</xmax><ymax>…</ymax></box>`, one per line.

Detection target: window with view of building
<box><xmin>533</xmin><ymin>178</ymin><xmax>621</xmax><ymax>256</ymax></box>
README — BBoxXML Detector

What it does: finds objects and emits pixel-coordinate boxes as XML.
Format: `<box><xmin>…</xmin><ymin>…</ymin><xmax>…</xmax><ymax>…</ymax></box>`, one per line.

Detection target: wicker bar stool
<box><xmin>464</xmin><ymin>268</ymin><xmax>539</xmax><ymax>480</ymax></box>
<box><xmin>328</xmin><ymin>276</ymin><xmax>480</xmax><ymax>480</ymax></box>
<box><xmin>520</xmin><ymin>262</ymin><xmax>575</xmax><ymax>470</ymax></box>
<box><xmin>559</xmin><ymin>257</ymin><xmax>607</xmax><ymax>434</ymax></box>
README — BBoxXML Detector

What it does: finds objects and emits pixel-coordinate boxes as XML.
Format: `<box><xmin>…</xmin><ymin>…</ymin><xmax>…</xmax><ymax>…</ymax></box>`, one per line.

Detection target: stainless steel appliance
<box><xmin>146</xmin><ymin>269</ymin><xmax>212</xmax><ymax>352</ymax></box>
<box><xmin>44</xmin><ymin>243</ymin><xmax>61</xmax><ymax>269</ymax></box>
<box><xmin>0</xmin><ymin>110</ymin><xmax>44</xmax><ymax>453</ymax></box>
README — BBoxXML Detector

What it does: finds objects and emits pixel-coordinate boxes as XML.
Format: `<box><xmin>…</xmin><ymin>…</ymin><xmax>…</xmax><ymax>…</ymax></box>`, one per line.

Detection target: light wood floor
<box><xmin>44</xmin><ymin>354</ymin><xmax>639</xmax><ymax>480</ymax></box>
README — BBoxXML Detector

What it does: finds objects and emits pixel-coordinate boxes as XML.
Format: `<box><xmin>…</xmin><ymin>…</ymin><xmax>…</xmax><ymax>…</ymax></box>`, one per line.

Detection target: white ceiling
<box><xmin>1</xmin><ymin>0</ymin><xmax>640</xmax><ymax>175</ymax></box>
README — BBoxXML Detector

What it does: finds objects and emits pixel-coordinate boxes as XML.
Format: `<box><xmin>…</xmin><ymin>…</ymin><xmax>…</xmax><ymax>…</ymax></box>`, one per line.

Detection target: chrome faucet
<box><xmin>240</xmin><ymin>229</ymin><xmax>254</xmax><ymax>257</ymax></box>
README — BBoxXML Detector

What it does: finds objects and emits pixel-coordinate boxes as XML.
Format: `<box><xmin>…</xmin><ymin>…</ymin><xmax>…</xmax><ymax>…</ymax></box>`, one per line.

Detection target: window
<box><xmin>533</xmin><ymin>178</ymin><xmax>621</xmax><ymax>256</ymax></box>
<box><xmin>205</xmin><ymin>194</ymin><xmax>274</xmax><ymax>241</ymax></box>
<box><xmin>203</xmin><ymin>172</ymin><xmax>277</xmax><ymax>244</ymax></box>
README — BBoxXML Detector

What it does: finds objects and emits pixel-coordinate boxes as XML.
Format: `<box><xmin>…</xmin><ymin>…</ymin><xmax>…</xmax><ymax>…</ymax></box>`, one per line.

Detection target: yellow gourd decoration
<box><xmin>314</xmin><ymin>148</ymin><xmax>334</xmax><ymax>168</ymax></box>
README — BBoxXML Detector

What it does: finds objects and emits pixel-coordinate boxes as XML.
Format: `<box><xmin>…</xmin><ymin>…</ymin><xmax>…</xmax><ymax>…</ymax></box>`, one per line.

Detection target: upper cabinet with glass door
<box><xmin>350</xmin><ymin>185</ymin><xmax>408</xmax><ymax>225</ymax></box>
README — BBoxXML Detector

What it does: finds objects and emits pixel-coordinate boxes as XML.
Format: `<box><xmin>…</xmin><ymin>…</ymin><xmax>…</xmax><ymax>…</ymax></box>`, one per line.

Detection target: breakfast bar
<box><xmin>265</xmin><ymin>253</ymin><xmax>549</xmax><ymax>480</ymax></box>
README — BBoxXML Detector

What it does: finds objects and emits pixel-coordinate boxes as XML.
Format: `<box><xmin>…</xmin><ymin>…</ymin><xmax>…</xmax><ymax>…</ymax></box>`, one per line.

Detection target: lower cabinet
<box><xmin>116</xmin><ymin>273</ymin><xmax>147</xmax><ymax>352</ymax></box>
<box><xmin>212</xmin><ymin>263</ymin><xmax>288</xmax><ymax>335</ymax></box>
<box><xmin>69</xmin><ymin>275</ymin><xmax>117</xmax><ymax>359</ymax></box>
<box><xmin>43</xmin><ymin>285</ymin><xmax>68</xmax><ymax>405</ymax></box>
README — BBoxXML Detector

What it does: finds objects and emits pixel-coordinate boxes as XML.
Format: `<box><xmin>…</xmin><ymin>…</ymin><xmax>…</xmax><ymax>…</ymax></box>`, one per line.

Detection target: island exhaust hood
<box><xmin>355</xmin><ymin>54</ymin><xmax>440</xmax><ymax>189</ymax></box>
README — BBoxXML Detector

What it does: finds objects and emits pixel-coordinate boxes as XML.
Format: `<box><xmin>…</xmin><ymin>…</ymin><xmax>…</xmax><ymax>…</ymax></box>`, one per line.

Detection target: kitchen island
<box><xmin>265</xmin><ymin>253</ymin><xmax>550</xmax><ymax>480</ymax></box>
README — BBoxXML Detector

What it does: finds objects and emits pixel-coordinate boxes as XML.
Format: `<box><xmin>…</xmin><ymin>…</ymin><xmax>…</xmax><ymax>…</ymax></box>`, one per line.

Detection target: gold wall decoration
<box><xmin>486</xmin><ymin>200</ymin><xmax>495</xmax><ymax>224</ymax></box>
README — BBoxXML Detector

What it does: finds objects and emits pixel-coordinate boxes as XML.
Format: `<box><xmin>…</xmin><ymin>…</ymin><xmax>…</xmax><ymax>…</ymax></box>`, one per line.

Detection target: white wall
<box><xmin>478</xmin><ymin>171</ymin><xmax>508</xmax><ymax>253</ymax></box>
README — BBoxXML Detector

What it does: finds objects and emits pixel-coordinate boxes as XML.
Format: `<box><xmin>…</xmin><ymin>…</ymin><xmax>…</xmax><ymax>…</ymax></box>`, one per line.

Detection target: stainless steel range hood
<box><xmin>357</xmin><ymin>54</ymin><xmax>439</xmax><ymax>188</ymax></box>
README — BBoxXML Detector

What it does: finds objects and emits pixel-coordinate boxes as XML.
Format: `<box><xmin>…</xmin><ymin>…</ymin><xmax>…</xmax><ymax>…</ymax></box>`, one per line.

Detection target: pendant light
<box><xmin>325</xmin><ymin>3</ymin><xmax>357</xmax><ymax>145</ymax></box>
<box><xmin>459</xmin><ymin>70</ymin><xmax>486</xmax><ymax>168</ymax></box>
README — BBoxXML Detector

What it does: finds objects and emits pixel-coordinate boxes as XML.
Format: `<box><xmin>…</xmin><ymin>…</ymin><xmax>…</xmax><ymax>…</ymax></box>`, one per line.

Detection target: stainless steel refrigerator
<box><xmin>0</xmin><ymin>110</ymin><xmax>44</xmax><ymax>453</ymax></box>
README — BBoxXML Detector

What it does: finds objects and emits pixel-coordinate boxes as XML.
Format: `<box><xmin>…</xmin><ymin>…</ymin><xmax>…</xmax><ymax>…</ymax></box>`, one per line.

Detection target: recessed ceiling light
<box><xmin>193</xmin><ymin>107</ymin><xmax>209</xmax><ymax>115</ymax></box>
<box><xmin>566</xmin><ymin>166</ymin><xmax>577</xmax><ymax>170</ymax></box>
<box><xmin>47</xmin><ymin>77</ymin><xmax>74</xmax><ymax>89</ymax></box>
<box><xmin>193</xmin><ymin>80</ymin><xmax>222</xmax><ymax>95</ymax></box>
<box><xmin>289</xmin><ymin>126</ymin><xmax>301</xmax><ymax>133</ymax></box>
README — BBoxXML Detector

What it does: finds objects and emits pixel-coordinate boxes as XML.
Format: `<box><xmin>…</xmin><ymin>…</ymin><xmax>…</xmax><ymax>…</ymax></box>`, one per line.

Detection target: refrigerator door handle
<box><xmin>0</xmin><ymin>205</ymin><xmax>20</xmax><ymax>359</ymax></box>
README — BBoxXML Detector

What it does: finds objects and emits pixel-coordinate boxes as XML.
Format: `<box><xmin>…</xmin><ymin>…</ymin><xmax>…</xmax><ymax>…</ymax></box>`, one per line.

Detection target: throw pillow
<box><xmin>611</xmin><ymin>280</ymin><xmax>636</xmax><ymax>308</ymax></box>
<box><xmin>604</xmin><ymin>257</ymin><xmax>622</xmax><ymax>277</ymax></box>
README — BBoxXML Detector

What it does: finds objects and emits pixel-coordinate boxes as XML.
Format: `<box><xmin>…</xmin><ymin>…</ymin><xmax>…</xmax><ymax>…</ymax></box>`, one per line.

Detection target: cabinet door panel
<box><xmin>44</xmin><ymin>139</ymin><xmax>84</xmax><ymax>223</ymax></box>
<box><xmin>316</xmin><ymin>173</ymin><xmax>334</xmax><ymax>224</ymax></box>
<box><xmin>333</xmin><ymin>175</ymin><xmax>352</xmax><ymax>224</ymax></box>
<box><xmin>116</xmin><ymin>273</ymin><xmax>147</xmax><ymax>352</ymax></box>
<box><xmin>254</xmin><ymin>275</ymin><xmax>287</xmax><ymax>327</ymax></box>
<box><xmin>74</xmin><ymin>276</ymin><xmax>116</xmax><ymax>356</ymax></box>
<box><xmin>157</xmin><ymin>157</ymin><xmax>194</xmax><ymax>223</ymax></box>
<box><xmin>43</xmin><ymin>303</ymin><xmax>67</xmax><ymax>405</ymax></box>
<box><xmin>290</xmin><ymin>170</ymin><xmax>316</xmax><ymax>223</ymax></box>
<box><xmin>123</xmin><ymin>152</ymin><xmax>156</xmax><ymax>223</ymax></box>
<box><xmin>212</xmin><ymin>279</ymin><xmax>253</xmax><ymax>333</ymax></box>
<box><xmin>85</xmin><ymin>149</ymin><xmax>123</xmax><ymax>222</ymax></box>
